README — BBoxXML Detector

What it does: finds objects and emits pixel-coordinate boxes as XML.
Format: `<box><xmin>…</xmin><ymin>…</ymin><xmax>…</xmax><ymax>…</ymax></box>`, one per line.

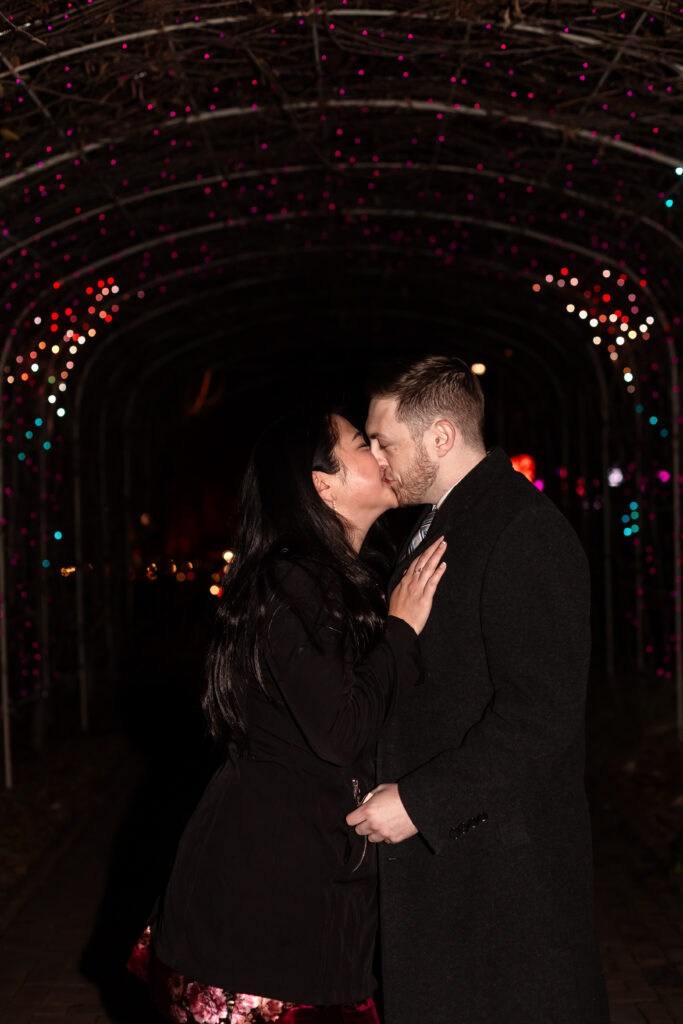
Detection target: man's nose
<box><xmin>370</xmin><ymin>439</ymin><xmax>387</xmax><ymax>466</ymax></box>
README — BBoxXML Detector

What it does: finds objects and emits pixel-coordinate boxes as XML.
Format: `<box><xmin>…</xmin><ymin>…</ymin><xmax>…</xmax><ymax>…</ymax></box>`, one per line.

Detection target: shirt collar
<box><xmin>432</xmin><ymin>449</ymin><xmax>493</xmax><ymax>510</ymax></box>
<box><xmin>434</xmin><ymin>481</ymin><xmax>457</xmax><ymax>510</ymax></box>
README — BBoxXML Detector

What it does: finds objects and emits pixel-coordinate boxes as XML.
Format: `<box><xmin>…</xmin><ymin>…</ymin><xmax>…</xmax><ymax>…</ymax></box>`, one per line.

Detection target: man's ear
<box><xmin>432</xmin><ymin>419</ymin><xmax>457</xmax><ymax>458</ymax></box>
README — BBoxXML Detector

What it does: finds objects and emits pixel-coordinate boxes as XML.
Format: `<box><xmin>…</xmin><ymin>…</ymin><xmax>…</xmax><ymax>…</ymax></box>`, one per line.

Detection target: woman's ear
<box><xmin>312</xmin><ymin>471</ymin><xmax>338</xmax><ymax>514</ymax></box>
<box><xmin>312</xmin><ymin>471</ymin><xmax>332</xmax><ymax>498</ymax></box>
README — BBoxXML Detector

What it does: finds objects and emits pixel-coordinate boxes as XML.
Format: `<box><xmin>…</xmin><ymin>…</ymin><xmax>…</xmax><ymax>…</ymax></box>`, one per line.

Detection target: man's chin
<box><xmin>385</xmin><ymin>480</ymin><xmax>422</xmax><ymax>506</ymax></box>
<box><xmin>394</xmin><ymin>489</ymin><xmax>422</xmax><ymax>507</ymax></box>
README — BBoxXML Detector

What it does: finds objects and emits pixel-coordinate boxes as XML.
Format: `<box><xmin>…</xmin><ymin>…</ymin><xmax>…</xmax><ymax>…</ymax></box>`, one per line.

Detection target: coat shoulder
<box><xmin>459</xmin><ymin>456</ymin><xmax>585</xmax><ymax>562</ymax></box>
<box><xmin>269</xmin><ymin>555</ymin><xmax>342</xmax><ymax>621</ymax></box>
<box><xmin>482</xmin><ymin>489</ymin><xmax>590</xmax><ymax>604</ymax></box>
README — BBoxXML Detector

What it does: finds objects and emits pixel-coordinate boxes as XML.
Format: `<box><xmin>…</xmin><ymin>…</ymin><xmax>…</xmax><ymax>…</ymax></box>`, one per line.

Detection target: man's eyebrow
<box><xmin>351</xmin><ymin>430</ymin><xmax>362</xmax><ymax>441</ymax></box>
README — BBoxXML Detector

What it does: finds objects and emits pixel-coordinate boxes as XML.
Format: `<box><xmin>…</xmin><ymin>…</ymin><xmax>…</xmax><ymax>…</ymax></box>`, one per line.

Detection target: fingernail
<box><xmin>440</xmin><ymin>540</ymin><xmax>446</xmax><ymax>546</ymax></box>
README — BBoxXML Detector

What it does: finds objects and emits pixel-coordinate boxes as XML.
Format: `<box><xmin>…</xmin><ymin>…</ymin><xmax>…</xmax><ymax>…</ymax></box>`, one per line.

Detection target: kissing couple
<box><xmin>129</xmin><ymin>353</ymin><xmax>608</xmax><ymax>1024</ymax></box>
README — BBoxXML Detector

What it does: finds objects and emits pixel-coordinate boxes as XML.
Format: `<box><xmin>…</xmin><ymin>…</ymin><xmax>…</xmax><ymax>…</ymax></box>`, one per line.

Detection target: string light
<box><xmin>1</xmin><ymin>3</ymin><xmax>679</xmax><ymax>712</ymax></box>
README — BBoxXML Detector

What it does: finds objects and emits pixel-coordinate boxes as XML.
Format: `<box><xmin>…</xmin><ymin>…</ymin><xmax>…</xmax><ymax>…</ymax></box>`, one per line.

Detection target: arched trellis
<box><xmin>18</xmin><ymin>264</ymin><xmax>675</xmax><ymax>655</ymax></box>
<box><xmin>1</xmin><ymin>239</ymin><xmax>679</xmax><ymax>778</ymax></box>
<box><xmin>2</xmin><ymin>0</ymin><xmax>683</xmax><ymax>787</ymax></box>
<box><xmin>2</xmin><ymin>222</ymin><xmax>679</xmax><ymax>774</ymax></box>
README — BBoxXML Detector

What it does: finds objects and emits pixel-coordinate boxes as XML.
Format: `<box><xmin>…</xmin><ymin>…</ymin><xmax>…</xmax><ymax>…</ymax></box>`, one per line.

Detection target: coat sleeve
<box><xmin>264</xmin><ymin>569</ymin><xmax>422</xmax><ymax>767</ymax></box>
<box><xmin>397</xmin><ymin>506</ymin><xmax>591</xmax><ymax>854</ymax></box>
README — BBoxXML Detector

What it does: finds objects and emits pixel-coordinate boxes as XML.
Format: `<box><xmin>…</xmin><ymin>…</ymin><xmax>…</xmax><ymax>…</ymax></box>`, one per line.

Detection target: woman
<box><xmin>128</xmin><ymin>408</ymin><xmax>446</xmax><ymax>1024</ymax></box>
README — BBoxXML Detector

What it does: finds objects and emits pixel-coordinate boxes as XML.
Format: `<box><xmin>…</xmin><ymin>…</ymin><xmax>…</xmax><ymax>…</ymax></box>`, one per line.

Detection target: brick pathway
<box><xmin>0</xmin><ymin>753</ymin><xmax>159</xmax><ymax>1024</ymax></box>
<box><xmin>1</xmin><ymin>762</ymin><xmax>682</xmax><ymax>1023</ymax></box>
<box><xmin>595</xmin><ymin>807</ymin><xmax>683</xmax><ymax>1024</ymax></box>
<box><xmin>1</xmin><ymin>799</ymin><xmax>127</xmax><ymax>1023</ymax></box>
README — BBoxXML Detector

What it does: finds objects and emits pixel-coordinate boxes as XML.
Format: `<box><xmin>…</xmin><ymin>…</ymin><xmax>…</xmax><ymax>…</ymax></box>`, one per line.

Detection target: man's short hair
<box><xmin>368</xmin><ymin>354</ymin><xmax>485</xmax><ymax>448</ymax></box>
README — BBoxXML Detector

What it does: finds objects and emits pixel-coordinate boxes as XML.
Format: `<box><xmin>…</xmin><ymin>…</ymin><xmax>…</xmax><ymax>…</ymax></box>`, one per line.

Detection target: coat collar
<box><xmin>389</xmin><ymin>447</ymin><xmax>511</xmax><ymax>591</ymax></box>
<box><xmin>431</xmin><ymin>446</ymin><xmax>510</xmax><ymax>521</ymax></box>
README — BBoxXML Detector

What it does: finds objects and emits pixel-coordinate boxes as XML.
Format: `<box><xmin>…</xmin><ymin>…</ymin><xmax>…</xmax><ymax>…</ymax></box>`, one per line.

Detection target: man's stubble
<box><xmin>392</xmin><ymin>440</ymin><xmax>438</xmax><ymax>506</ymax></box>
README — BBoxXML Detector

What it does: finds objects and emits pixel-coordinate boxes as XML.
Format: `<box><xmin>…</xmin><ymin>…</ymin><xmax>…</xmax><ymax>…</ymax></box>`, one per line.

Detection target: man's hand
<box><xmin>345</xmin><ymin>782</ymin><xmax>418</xmax><ymax>844</ymax></box>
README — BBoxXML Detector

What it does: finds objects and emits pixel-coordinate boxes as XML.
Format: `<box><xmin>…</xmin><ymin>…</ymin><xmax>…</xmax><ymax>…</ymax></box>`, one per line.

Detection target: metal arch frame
<box><xmin>3</xmin><ymin>9</ymin><xmax>682</xmax><ymax>77</ymax></box>
<box><xmin>540</xmin><ymin>6</ymin><xmax>652</xmax><ymax>191</ymax></box>
<box><xmin>8</xmin><ymin>212</ymin><xmax>677</xmax><ymax>543</ymax></box>
<box><xmin>0</xmin><ymin>457</ymin><xmax>10</xmax><ymax>787</ymax></box>
<box><xmin>70</xmin><ymin>289</ymin><xmax>254</xmax><ymax>730</ymax></box>
<box><xmin>633</xmin><ymin>217</ymin><xmax>683</xmax><ymax>738</ymax></box>
<box><xmin>2</xmin><ymin>205</ymin><xmax>680</xmax><ymax>785</ymax></box>
<box><xmin>12</xmin><ymin>213</ymin><xmax>677</xmax><ymax>554</ymax></box>
<box><xmin>69</xmin><ymin>245</ymin><xmax>682</xmax><ymax>737</ymax></box>
<box><xmin>69</xmin><ymin>266</ymin><xmax>610</xmax><ymax>706</ymax></box>
<box><xmin>5</xmin><ymin>0</ymin><xmax>681</xmax><ymax>226</ymax></box>
<box><xmin>3</xmin><ymin>198</ymin><xmax>676</xmax><ymax>383</ymax></box>
<box><xmin>71</xmin><ymin>273</ymin><xmax>320</xmax><ymax>727</ymax></box>
<box><xmin>0</xmin><ymin>157</ymin><xmax>665</xmax><ymax>268</ymax></box>
<box><xmin>2</xmin><ymin>94</ymin><xmax>683</xmax><ymax>191</ymax></box>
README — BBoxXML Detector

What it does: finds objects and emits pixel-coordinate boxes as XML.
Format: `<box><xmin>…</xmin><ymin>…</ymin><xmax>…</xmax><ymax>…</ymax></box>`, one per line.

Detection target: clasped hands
<box><xmin>345</xmin><ymin>782</ymin><xmax>418</xmax><ymax>844</ymax></box>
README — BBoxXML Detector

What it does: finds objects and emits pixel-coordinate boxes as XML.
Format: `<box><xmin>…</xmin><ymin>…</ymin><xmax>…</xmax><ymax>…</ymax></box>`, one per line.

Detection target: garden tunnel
<box><xmin>1</xmin><ymin>0</ymin><xmax>683</xmax><ymax>787</ymax></box>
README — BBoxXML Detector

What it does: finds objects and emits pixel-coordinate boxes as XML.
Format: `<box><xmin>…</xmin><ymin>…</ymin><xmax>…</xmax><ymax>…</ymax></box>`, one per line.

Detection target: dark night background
<box><xmin>1</xmin><ymin>2</ymin><xmax>682</xmax><ymax>1022</ymax></box>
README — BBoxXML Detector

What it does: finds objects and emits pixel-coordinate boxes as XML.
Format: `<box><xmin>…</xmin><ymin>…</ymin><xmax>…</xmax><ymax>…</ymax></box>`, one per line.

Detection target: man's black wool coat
<box><xmin>378</xmin><ymin>447</ymin><xmax>608</xmax><ymax>1024</ymax></box>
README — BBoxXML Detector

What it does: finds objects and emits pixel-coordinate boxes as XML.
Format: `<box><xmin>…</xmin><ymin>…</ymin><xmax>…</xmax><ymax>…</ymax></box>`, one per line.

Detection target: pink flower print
<box><xmin>257</xmin><ymin>997</ymin><xmax>290</xmax><ymax>1021</ymax></box>
<box><xmin>185</xmin><ymin>982</ymin><xmax>229</xmax><ymax>1024</ymax></box>
<box><xmin>231</xmin><ymin>993</ymin><xmax>260</xmax><ymax>1024</ymax></box>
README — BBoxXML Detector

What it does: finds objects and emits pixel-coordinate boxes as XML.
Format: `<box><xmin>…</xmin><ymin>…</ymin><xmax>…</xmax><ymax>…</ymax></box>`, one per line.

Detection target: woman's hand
<box><xmin>388</xmin><ymin>536</ymin><xmax>447</xmax><ymax>635</ymax></box>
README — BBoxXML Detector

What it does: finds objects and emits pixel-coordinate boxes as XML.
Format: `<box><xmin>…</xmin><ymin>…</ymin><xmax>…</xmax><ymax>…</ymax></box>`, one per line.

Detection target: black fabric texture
<box><xmin>152</xmin><ymin>562</ymin><xmax>421</xmax><ymax>1005</ymax></box>
<box><xmin>378</xmin><ymin>447</ymin><xmax>609</xmax><ymax>1024</ymax></box>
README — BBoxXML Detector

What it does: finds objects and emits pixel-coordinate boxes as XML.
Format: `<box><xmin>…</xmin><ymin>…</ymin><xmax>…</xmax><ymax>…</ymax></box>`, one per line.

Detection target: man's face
<box><xmin>366</xmin><ymin>396</ymin><xmax>437</xmax><ymax>506</ymax></box>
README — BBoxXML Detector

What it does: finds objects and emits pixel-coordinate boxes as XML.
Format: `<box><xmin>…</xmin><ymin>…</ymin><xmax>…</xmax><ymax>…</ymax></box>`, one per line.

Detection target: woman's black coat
<box><xmin>378</xmin><ymin>448</ymin><xmax>609</xmax><ymax>1024</ymax></box>
<box><xmin>153</xmin><ymin>561</ymin><xmax>420</xmax><ymax>1005</ymax></box>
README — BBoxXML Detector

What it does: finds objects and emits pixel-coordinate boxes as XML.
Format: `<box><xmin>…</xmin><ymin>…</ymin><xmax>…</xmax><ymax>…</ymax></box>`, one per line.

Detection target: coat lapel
<box><xmin>388</xmin><ymin>501</ymin><xmax>449</xmax><ymax>594</ymax></box>
<box><xmin>387</xmin><ymin>449</ymin><xmax>508</xmax><ymax>595</ymax></box>
<box><xmin>388</xmin><ymin>507</ymin><xmax>428</xmax><ymax>594</ymax></box>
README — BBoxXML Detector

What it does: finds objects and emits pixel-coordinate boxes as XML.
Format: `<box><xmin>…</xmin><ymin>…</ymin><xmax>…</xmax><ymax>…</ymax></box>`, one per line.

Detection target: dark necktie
<box><xmin>408</xmin><ymin>507</ymin><xmax>436</xmax><ymax>555</ymax></box>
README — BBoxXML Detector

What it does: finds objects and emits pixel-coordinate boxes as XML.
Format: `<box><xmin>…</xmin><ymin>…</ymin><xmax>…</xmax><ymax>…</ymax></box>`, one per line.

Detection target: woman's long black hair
<box><xmin>203</xmin><ymin>408</ymin><xmax>389</xmax><ymax>754</ymax></box>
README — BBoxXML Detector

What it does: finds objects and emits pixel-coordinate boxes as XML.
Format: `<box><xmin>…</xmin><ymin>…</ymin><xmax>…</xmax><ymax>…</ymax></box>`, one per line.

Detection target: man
<box><xmin>347</xmin><ymin>355</ymin><xmax>608</xmax><ymax>1023</ymax></box>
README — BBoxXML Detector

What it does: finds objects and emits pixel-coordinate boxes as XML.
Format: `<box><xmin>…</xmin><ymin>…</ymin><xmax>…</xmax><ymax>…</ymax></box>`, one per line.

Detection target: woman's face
<box><xmin>328</xmin><ymin>414</ymin><xmax>399</xmax><ymax>525</ymax></box>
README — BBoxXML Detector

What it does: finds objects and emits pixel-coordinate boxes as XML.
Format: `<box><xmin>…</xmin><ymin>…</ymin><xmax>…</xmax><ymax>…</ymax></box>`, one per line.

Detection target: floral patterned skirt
<box><xmin>127</xmin><ymin>927</ymin><xmax>381</xmax><ymax>1024</ymax></box>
